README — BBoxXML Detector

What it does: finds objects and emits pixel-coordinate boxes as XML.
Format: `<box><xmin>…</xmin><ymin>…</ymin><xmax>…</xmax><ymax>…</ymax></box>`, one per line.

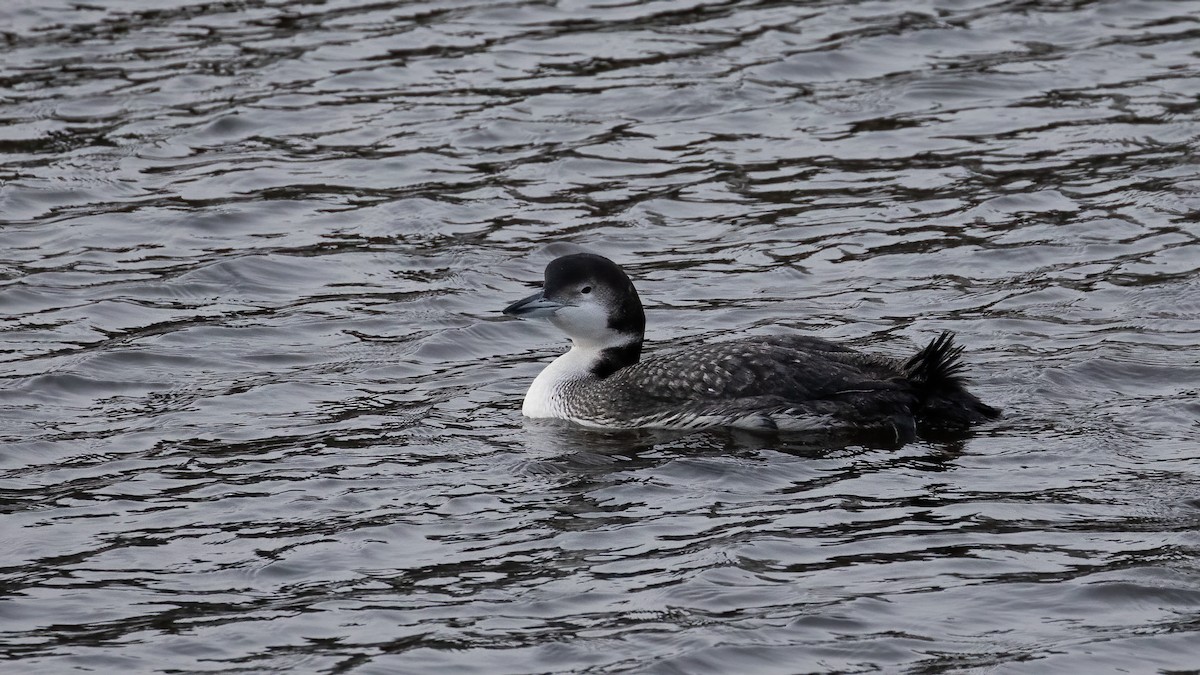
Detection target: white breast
<box><xmin>521</xmin><ymin>346</ymin><xmax>597</xmax><ymax>418</ymax></box>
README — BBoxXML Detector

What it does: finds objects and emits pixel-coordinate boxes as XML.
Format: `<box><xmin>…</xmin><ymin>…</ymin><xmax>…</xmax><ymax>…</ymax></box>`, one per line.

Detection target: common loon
<box><xmin>503</xmin><ymin>253</ymin><xmax>999</xmax><ymax>436</ymax></box>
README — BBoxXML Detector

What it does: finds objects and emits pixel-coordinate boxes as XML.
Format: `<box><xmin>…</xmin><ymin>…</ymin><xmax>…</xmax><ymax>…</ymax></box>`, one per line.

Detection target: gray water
<box><xmin>2</xmin><ymin>0</ymin><xmax>1199</xmax><ymax>672</ymax></box>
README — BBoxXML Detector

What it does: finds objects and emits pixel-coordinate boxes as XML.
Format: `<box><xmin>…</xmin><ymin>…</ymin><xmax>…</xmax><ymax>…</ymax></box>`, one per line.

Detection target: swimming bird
<box><xmin>503</xmin><ymin>253</ymin><xmax>999</xmax><ymax>437</ymax></box>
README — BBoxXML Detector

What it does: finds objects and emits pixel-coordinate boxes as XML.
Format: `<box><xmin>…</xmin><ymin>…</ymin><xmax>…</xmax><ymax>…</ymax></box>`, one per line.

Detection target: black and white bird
<box><xmin>503</xmin><ymin>253</ymin><xmax>999</xmax><ymax>437</ymax></box>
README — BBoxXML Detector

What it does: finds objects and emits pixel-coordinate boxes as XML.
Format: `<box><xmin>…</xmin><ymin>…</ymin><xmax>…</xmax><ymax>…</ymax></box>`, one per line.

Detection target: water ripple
<box><xmin>2</xmin><ymin>0</ymin><xmax>1199</xmax><ymax>672</ymax></box>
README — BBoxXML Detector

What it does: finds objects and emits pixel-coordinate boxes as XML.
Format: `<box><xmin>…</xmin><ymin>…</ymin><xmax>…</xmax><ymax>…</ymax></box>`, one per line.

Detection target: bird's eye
<box><xmin>581</xmin><ymin>286</ymin><xmax>592</xmax><ymax>294</ymax></box>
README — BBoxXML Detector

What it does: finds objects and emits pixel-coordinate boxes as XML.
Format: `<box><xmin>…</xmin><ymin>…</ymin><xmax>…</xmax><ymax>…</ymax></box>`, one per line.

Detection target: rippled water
<box><xmin>3</xmin><ymin>0</ymin><xmax>1199</xmax><ymax>672</ymax></box>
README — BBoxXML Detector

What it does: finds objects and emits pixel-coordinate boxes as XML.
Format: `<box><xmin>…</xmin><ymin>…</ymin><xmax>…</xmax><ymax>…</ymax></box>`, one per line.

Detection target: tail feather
<box><xmin>904</xmin><ymin>331</ymin><xmax>967</xmax><ymax>388</ymax></box>
<box><xmin>904</xmin><ymin>331</ymin><xmax>1000</xmax><ymax>430</ymax></box>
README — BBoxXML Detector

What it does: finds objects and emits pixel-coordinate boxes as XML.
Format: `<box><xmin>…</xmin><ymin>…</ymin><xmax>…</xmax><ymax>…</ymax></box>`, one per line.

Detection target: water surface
<box><xmin>2</xmin><ymin>0</ymin><xmax>1199</xmax><ymax>672</ymax></box>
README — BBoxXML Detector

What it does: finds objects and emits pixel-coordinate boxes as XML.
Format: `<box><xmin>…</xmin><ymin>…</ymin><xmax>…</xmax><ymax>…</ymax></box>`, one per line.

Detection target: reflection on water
<box><xmin>2</xmin><ymin>0</ymin><xmax>1199</xmax><ymax>672</ymax></box>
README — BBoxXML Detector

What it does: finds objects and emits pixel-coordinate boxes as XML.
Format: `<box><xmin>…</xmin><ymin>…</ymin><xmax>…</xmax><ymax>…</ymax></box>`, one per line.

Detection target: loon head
<box><xmin>504</xmin><ymin>253</ymin><xmax>645</xmax><ymax>373</ymax></box>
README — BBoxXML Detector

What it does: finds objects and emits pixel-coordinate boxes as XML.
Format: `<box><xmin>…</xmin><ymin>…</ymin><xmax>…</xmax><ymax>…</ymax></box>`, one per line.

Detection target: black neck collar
<box><xmin>590</xmin><ymin>340</ymin><xmax>643</xmax><ymax>379</ymax></box>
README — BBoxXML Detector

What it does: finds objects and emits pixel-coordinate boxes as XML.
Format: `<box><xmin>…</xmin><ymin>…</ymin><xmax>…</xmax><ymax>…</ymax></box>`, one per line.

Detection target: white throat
<box><xmin>521</xmin><ymin>329</ymin><xmax>640</xmax><ymax>419</ymax></box>
<box><xmin>522</xmin><ymin>343</ymin><xmax>603</xmax><ymax>418</ymax></box>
